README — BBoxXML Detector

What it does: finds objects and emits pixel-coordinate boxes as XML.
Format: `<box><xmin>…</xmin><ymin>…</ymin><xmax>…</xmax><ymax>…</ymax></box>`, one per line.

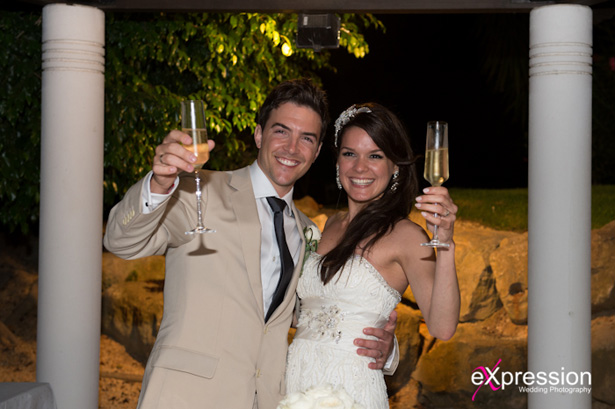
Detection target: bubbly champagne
<box><xmin>182</xmin><ymin>128</ymin><xmax>209</xmax><ymax>167</ymax></box>
<box><xmin>424</xmin><ymin>148</ymin><xmax>449</xmax><ymax>186</ymax></box>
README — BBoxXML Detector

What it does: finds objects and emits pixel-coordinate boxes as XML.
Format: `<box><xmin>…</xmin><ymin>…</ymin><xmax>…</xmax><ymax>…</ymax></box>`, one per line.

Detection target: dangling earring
<box><xmin>336</xmin><ymin>164</ymin><xmax>342</xmax><ymax>190</ymax></box>
<box><xmin>390</xmin><ymin>170</ymin><xmax>400</xmax><ymax>192</ymax></box>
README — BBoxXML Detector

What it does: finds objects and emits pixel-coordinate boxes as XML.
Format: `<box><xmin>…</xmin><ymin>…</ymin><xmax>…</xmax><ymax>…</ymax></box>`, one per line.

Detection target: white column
<box><xmin>528</xmin><ymin>5</ymin><xmax>592</xmax><ymax>409</ymax></box>
<box><xmin>37</xmin><ymin>4</ymin><xmax>105</xmax><ymax>409</ymax></box>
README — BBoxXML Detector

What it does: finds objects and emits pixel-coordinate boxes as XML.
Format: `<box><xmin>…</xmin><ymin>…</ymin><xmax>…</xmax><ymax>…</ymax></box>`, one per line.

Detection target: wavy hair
<box><xmin>320</xmin><ymin>103</ymin><xmax>419</xmax><ymax>284</ymax></box>
<box><xmin>257</xmin><ymin>78</ymin><xmax>329</xmax><ymax>142</ymax></box>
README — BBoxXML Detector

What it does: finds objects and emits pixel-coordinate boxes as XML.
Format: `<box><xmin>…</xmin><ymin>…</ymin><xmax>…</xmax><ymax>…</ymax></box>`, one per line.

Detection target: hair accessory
<box><xmin>390</xmin><ymin>170</ymin><xmax>400</xmax><ymax>192</ymax></box>
<box><xmin>334</xmin><ymin>105</ymin><xmax>372</xmax><ymax>147</ymax></box>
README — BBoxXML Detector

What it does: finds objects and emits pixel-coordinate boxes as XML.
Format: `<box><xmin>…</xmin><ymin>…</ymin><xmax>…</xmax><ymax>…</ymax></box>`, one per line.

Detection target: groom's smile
<box><xmin>254</xmin><ymin>102</ymin><xmax>322</xmax><ymax>197</ymax></box>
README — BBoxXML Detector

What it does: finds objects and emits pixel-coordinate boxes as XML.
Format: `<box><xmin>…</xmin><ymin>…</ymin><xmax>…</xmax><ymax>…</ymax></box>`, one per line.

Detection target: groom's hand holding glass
<box><xmin>151</xmin><ymin>130</ymin><xmax>216</xmax><ymax>194</ymax></box>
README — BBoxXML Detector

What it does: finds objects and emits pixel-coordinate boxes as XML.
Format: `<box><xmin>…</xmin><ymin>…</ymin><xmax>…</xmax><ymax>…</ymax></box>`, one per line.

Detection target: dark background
<box><xmin>297</xmin><ymin>13</ymin><xmax>531</xmax><ymax>205</ymax></box>
<box><xmin>6</xmin><ymin>5</ymin><xmax>610</xmax><ymax>209</ymax></box>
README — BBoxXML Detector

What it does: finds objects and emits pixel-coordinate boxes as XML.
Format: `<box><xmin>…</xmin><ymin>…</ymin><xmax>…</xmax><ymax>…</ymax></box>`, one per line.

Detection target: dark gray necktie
<box><xmin>265</xmin><ymin>196</ymin><xmax>294</xmax><ymax>322</ymax></box>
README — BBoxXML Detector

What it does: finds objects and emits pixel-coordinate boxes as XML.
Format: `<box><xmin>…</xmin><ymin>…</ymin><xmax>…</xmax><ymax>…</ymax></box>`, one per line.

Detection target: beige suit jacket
<box><xmin>104</xmin><ymin>166</ymin><xmax>313</xmax><ymax>409</ymax></box>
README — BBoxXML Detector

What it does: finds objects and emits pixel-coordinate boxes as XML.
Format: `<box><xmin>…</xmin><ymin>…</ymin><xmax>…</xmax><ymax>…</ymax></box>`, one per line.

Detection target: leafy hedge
<box><xmin>0</xmin><ymin>11</ymin><xmax>383</xmax><ymax>234</ymax></box>
<box><xmin>0</xmin><ymin>12</ymin><xmax>42</xmax><ymax>234</ymax></box>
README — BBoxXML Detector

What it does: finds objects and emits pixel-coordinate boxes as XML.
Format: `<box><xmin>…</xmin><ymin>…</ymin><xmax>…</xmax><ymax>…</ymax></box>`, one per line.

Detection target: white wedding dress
<box><xmin>285</xmin><ymin>252</ymin><xmax>401</xmax><ymax>409</ymax></box>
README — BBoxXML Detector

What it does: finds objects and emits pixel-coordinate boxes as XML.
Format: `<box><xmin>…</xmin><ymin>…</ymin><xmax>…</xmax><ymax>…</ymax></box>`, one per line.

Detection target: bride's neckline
<box><xmin>310</xmin><ymin>252</ymin><xmax>401</xmax><ymax>300</ymax></box>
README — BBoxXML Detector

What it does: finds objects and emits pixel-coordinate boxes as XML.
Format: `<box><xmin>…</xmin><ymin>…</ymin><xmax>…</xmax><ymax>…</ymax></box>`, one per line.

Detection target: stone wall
<box><xmin>101</xmin><ymin>200</ymin><xmax>615</xmax><ymax>408</ymax></box>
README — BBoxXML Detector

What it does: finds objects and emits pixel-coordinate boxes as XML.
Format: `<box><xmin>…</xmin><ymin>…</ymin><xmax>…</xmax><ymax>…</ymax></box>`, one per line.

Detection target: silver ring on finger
<box><xmin>443</xmin><ymin>209</ymin><xmax>450</xmax><ymax>217</ymax></box>
<box><xmin>159</xmin><ymin>154</ymin><xmax>165</xmax><ymax>165</ymax></box>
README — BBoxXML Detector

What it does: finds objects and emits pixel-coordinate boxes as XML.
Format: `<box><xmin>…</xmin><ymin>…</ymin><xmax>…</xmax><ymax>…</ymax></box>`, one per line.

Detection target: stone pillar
<box><xmin>528</xmin><ymin>5</ymin><xmax>592</xmax><ymax>409</ymax></box>
<box><xmin>37</xmin><ymin>4</ymin><xmax>105</xmax><ymax>409</ymax></box>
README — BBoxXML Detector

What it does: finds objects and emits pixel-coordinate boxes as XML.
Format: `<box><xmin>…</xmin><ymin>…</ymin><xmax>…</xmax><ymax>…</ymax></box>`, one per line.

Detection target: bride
<box><xmin>284</xmin><ymin>103</ymin><xmax>460</xmax><ymax>409</ymax></box>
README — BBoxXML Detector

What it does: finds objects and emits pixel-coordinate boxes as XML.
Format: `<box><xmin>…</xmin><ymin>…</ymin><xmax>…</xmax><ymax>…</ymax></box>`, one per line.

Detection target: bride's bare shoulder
<box><xmin>324</xmin><ymin>211</ymin><xmax>346</xmax><ymax>228</ymax></box>
<box><xmin>391</xmin><ymin>218</ymin><xmax>431</xmax><ymax>244</ymax></box>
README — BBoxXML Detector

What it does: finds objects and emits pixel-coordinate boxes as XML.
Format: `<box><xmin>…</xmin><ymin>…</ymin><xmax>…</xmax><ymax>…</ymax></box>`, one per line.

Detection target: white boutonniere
<box><xmin>277</xmin><ymin>384</ymin><xmax>364</xmax><ymax>409</ymax></box>
<box><xmin>302</xmin><ymin>225</ymin><xmax>321</xmax><ymax>272</ymax></box>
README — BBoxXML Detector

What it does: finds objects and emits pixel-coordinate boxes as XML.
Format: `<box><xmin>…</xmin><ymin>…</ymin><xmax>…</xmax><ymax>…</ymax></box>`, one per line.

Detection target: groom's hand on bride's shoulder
<box><xmin>354</xmin><ymin>310</ymin><xmax>398</xmax><ymax>370</ymax></box>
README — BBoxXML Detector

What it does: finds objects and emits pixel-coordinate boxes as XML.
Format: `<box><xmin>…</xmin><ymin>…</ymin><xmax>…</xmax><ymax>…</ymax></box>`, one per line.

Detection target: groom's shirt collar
<box><xmin>249</xmin><ymin>160</ymin><xmax>294</xmax><ymax>217</ymax></box>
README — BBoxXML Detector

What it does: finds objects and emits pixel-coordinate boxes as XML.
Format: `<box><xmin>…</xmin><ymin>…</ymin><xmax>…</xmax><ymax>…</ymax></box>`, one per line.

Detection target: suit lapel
<box><xmin>229</xmin><ymin>168</ymin><xmax>265</xmax><ymax>318</ymax></box>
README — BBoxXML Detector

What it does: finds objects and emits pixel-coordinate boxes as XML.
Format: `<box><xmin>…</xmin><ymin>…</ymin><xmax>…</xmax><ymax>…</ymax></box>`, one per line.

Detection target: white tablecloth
<box><xmin>0</xmin><ymin>383</ymin><xmax>56</xmax><ymax>409</ymax></box>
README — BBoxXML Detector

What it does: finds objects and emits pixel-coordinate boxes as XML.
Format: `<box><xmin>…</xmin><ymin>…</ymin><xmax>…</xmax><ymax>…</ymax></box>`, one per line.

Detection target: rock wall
<box><xmin>101</xmin><ymin>201</ymin><xmax>615</xmax><ymax>409</ymax></box>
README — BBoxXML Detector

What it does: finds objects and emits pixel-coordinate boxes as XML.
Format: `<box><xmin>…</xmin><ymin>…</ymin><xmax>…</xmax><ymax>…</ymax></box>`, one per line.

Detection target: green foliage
<box><xmin>0</xmin><ymin>12</ymin><xmax>42</xmax><ymax>234</ymax></box>
<box><xmin>449</xmin><ymin>187</ymin><xmax>529</xmax><ymax>232</ymax></box>
<box><xmin>0</xmin><ymin>11</ymin><xmax>382</xmax><ymax>234</ymax></box>
<box><xmin>449</xmin><ymin>186</ymin><xmax>615</xmax><ymax>232</ymax></box>
<box><xmin>591</xmin><ymin>185</ymin><xmax>615</xmax><ymax>228</ymax></box>
<box><xmin>104</xmin><ymin>12</ymin><xmax>382</xmax><ymax>210</ymax></box>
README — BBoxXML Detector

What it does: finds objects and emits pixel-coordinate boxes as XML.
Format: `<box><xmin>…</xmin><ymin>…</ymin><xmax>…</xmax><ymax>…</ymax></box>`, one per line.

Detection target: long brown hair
<box><xmin>320</xmin><ymin>103</ymin><xmax>419</xmax><ymax>284</ymax></box>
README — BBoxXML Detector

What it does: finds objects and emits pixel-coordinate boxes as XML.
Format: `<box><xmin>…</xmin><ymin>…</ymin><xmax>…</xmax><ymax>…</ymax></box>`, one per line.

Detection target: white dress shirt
<box><xmin>248</xmin><ymin>161</ymin><xmax>301</xmax><ymax>315</ymax></box>
<box><xmin>140</xmin><ymin>162</ymin><xmax>302</xmax><ymax>317</ymax></box>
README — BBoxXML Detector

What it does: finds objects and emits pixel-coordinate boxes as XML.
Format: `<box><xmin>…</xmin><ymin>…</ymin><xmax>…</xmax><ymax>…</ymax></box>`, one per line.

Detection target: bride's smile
<box><xmin>338</xmin><ymin>126</ymin><xmax>398</xmax><ymax>207</ymax></box>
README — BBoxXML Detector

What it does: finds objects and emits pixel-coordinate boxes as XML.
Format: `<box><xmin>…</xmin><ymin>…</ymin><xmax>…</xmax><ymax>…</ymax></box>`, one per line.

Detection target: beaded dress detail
<box><xmin>285</xmin><ymin>252</ymin><xmax>401</xmax><ymax>409</ymax></box>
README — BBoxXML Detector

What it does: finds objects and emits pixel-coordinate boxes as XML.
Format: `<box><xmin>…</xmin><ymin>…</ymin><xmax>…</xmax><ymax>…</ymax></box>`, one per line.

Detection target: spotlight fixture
<box><xmin>296</xmin><ymin>13</ymin><xmax>340</xmax><ymax>52</ymax></box>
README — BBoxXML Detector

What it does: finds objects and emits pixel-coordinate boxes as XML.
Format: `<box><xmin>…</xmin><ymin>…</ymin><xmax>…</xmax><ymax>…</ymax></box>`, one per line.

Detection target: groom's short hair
<box><xmin>257</xmin><ymin>78</ymin><xmax>329</xmax><ymax>142</ymax></box>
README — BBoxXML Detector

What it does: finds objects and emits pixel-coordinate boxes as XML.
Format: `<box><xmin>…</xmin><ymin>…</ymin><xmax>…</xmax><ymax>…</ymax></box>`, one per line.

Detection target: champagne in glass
<box><xmin>424</xmin><ymin>147</ymin><xmax>449</xmax><ymax>187</ymax></box>
<box><xmin>182</xmin><ymin>129</ymin><xmax>210</xmax><ymax>167</ymax></box>
<box><xmin>421</xmin><ymin>121</ymin><xmax>449</xmax><ymax>248</ymax></box>
<box><xmin>181</xmin><ymin>100</ymin><xmax>215</xmax><ymax>234</ymax></box>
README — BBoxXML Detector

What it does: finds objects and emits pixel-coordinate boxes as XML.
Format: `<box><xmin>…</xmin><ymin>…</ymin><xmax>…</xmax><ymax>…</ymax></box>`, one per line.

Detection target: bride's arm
<box><xmin>404</xmin><ymin>187</ymin><xmax>460</xmax><ymax>340</ymax></box>
<box><xmin>410</xmin><ymin>242</ymin><xmax>460</xmax><ymax>340</ymax></box>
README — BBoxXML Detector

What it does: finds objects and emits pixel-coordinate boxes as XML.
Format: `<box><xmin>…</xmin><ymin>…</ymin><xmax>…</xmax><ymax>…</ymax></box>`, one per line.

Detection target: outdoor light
<box><xmin>296</xmin><ymin>13</ymin><xmax>340</xmax><ymax>52</ymax></box>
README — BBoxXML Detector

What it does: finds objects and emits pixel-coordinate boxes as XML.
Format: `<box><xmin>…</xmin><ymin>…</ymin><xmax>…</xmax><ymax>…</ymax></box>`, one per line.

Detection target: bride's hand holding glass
<box><xmin>416</xmin><ymin>186</ymin><xmax>457</xmax><ymax>245</ymax></box>
<box><xmin>418</xmin><ymin>120</ymin><xmax>456</xmax><ymax>248</ymax></box>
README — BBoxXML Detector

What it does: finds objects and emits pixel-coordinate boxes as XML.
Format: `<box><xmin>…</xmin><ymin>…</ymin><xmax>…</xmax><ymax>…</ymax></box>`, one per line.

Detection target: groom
<box><xmin>103</xmin><ymin>79</ymin><xmax>397</xmax><ymax>409</ymax></box>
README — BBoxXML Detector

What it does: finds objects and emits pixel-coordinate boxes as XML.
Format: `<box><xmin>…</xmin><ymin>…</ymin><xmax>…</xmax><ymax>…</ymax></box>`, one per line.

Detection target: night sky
<box><xmin>296</xmin><ymin>13</ymin><xmax>530</xmax><ymax>205</ymax></box>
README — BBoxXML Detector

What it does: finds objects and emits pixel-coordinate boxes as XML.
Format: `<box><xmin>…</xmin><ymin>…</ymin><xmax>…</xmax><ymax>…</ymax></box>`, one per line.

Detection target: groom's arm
<box><xmin>354</xmin><ymin>310</ymin><xmax>398</xmax><ymax>373</ymax></box>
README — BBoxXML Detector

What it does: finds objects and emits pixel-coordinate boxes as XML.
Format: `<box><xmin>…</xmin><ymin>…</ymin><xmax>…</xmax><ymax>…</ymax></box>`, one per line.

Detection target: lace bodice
<box><xmin>295</xmin><ymin>252</ymin><xmax>401</xmax><ymax>350</ymax></box>
<box><xmin>284</xmin><ymin>252</ymin><xmax>401</xmax><ymax>409</ymax></box>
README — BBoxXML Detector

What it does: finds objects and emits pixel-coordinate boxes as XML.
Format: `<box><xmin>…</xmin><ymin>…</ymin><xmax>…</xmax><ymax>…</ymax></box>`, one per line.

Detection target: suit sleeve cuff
<box><xmin>383</xmin><ymin>336</ymin><xmax>399</xmax><ymax>375</ymax></box>
<box><xmin>142</xmin><ymin>171</ymin><xmax>179</xmax><ymax>214</ymax></box>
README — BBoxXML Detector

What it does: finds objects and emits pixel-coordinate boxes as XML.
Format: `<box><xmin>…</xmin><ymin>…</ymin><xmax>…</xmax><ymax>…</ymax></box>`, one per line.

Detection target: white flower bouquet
<box><xmin>277</xmin><ymin>385</ymin><xmax>365</xmax><ymax>409</ymax></box>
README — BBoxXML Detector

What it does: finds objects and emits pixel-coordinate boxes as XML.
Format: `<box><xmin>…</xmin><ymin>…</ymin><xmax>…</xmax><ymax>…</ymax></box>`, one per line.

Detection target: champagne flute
<box><xmin>421</xmin><ymin>121</ymin><xmax>449</xmax><ymax>248</ymax></box>
<box><xmin>181</xmin><ymin>100</ymin><xmax>215</xmax><ymax>234</ymax></box>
